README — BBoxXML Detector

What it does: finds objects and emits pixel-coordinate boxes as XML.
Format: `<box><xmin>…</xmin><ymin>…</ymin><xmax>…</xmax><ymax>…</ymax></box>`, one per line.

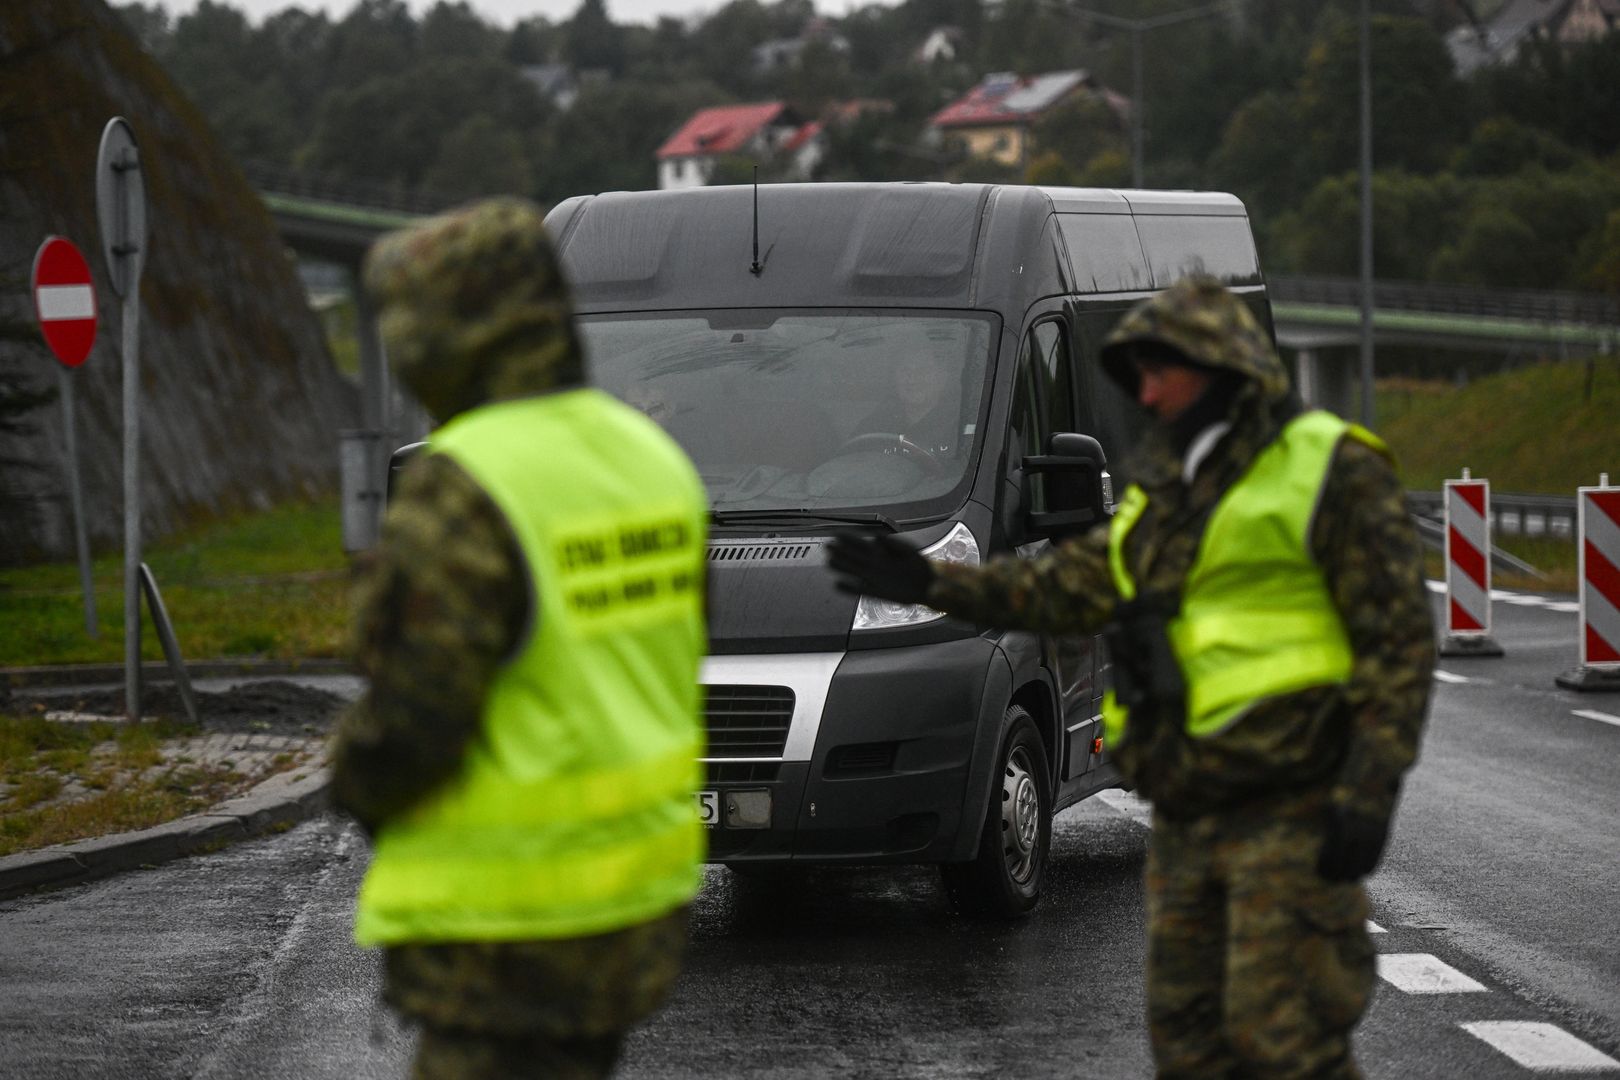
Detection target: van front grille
<box><xmin>703</xmin><ymin>684</ymin><xmax>794</xmax><ymax>758</ymax></box>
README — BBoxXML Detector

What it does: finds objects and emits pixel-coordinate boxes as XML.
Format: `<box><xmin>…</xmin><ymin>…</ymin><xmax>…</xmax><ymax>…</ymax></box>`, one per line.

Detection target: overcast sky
<box><xmin>155</xmin><ymin>0</ymin><xmax>864</xmax><ymax>27</ymax></box>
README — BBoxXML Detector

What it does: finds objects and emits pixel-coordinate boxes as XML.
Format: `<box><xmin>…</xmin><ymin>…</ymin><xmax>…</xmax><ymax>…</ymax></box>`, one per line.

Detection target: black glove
<box><xmin>825</xmin><ymin>533</ymin><xmax>935</xmax><ymax>605</ymax></box>
<box><xmin>1316</xmin><ymin>805</ymin><xmax>1392</xmax><ymax>882</ymax></box>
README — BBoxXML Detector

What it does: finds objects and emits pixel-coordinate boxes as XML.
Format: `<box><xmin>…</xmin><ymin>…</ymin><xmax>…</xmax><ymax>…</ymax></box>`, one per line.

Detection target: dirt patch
<box><xmin>15</xmin><ymin>680</ymin><xmax>347</xmax><ymax>737</ymax></box>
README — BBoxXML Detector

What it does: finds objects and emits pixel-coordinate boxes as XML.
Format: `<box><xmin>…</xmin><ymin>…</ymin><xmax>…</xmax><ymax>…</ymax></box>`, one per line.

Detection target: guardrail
<box><xmin>241</xmin><ymin>160</ymin><xmax>456</xmax><ymax>216</ymax></box>
<box><xmin>1272</xmin><ymin>275</ymin><xmax>1620</xmax><ymax>327</ymax></box>
<box><xmin>1407</xmin><ymin>490</ymin><xmax>1577</xmax><ymax>539</ymax></box>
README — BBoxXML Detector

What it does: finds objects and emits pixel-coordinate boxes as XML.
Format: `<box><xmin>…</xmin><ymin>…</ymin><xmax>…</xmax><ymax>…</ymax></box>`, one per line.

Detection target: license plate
<box><xmin>696</xmin><ymin>790</ymin><xmax>720</xmax><ymax>827</ymax></box>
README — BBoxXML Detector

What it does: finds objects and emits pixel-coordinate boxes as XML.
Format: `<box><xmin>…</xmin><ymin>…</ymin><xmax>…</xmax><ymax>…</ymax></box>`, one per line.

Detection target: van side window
<box><xmin>1134</xmin><ymin>214</ymin><xmax>1262</xmax><ymax>288</ymax></box>
<box><xmin>1011</xmin><ymin>320</ymin><xmax>1075</xmax><ymax>512</ymax></box>
<box><xmin>1073</xmin><ymin>307</ymin><xmax>1144</xmax><ymax>474</ymax></box>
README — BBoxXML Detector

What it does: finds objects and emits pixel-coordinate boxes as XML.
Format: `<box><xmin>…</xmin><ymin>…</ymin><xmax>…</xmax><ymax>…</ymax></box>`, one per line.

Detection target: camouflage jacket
<box><xmin>930</xmin><ymin>278</ymin><xmax>1434</xmax><ymax>823</ymax></box>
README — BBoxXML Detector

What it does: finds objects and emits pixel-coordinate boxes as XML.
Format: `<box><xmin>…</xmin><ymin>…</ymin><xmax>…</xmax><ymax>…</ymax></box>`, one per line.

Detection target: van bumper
<box><xmin>700</xmin><ymin>637</ymin><xmax>1004</xmax><ymax>864</ymax></box>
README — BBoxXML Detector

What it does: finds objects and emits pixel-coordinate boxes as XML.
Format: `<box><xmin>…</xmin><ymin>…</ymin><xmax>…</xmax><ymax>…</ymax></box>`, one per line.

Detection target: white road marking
<box><xmin>1366</xmin><ymin>921</ymin><xmax>1386</xmax><ymax>933</ymax></box>
<box><xmin>1460</xmin><ymin>1021</ymin><xmax>1620</xmax><ymax>1072</ymax></box>
<box><xmin>1434</xmin><ymin>671</ymin><xmax>1472</xmax><ymax>684</ymax></box>
<box><xmin>1375</xmin><ymin>953</ymin><xmax>1488</xmax><ymax>994</ymax></box>
<box><xmin>1429</xmin><ymin>579</ymin><xmax>1579</xmax><ymax>612</ymax></box>
<box><xmin>1095</xmin><ymin>788</ymin><xmax>1153</xmax><ymax>827</ymax></box>
<box><xmin>1573</xmin><ymin>709</ymin><xmax>1620</xmax><ymax>729</ymax></box>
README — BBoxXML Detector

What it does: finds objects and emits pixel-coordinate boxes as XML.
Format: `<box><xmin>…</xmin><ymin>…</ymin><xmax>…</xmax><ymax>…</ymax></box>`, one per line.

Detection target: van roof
<box><xmin>1039</xmin><ymin>188</ymin><xmax>1249</xmax><ymax>216</ymax></box>
<box><xmin>546</xmin><ymin>183</ymin><xmax>1252</xmax><ymax>313</ymax></box>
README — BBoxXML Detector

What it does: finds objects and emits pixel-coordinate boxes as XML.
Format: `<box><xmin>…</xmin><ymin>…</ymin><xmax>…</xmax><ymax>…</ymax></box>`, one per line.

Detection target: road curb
<box><xmin>0</xmin><ymin>764</ymin><xmax>333</xmax><ymax>902</ymax></box>
<box><xmin>1</xmin><ymin>658</ymin><xmax>352</xmax><ymax>690</ymax></box>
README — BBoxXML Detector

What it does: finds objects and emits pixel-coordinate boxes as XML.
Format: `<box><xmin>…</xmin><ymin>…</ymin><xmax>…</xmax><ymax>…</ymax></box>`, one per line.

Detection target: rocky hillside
<box><xmin>0</xmin><ymin>0</ymin><xmax>357</xmax><ymax>565</ymax></box>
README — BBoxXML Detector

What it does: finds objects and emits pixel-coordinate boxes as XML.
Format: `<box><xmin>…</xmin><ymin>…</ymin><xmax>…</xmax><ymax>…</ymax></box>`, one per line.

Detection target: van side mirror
<box><xmin>386</xmin><ymin>441</ymin><xmax>428</xmax><ymax>504</ymax></box>
<box><xmin>1023</xmin><ymin>432</ymin><xmax>1107</xmax><ymax>539</ymax></box>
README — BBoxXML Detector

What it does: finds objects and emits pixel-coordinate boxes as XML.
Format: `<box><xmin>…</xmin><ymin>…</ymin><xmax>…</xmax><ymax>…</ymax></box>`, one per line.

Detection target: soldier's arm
<box><xmin>1312</xmin><ymin>437</ymin><xmax>1436</xmax><ymax>823</ymax></box>
<box><xmin>330</xmin><ymin>454</ymin><xmax>527</xmax><ymax>832</ymax></box>
<box><xmin>926</xmin><ymin>524</ymin><xmax>1117</xmax><ymax>635</ymax></box>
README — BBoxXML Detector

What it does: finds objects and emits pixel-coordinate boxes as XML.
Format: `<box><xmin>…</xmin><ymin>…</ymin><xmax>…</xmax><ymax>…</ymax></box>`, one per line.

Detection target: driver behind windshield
<box><xmin>850</xmin><ymin>328</ymin><xmax>966</xmax><ymax>458</ymax></box>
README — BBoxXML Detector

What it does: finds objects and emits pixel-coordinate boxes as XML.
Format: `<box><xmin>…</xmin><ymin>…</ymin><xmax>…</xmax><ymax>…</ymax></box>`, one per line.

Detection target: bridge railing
<box><xmin>1272</xmin><ymin>275</ymin><xmax>1620</xmax><ymax>326</ymax></box>
<box><xmin>1407</xmin><ymin>490</ymin><xmax>1578</xmax><ymax>539</ymax></box>
<box><xmin>242</xmin><ymin>160</ymin><xmax>457</xmax><ymax>216</ymax></box>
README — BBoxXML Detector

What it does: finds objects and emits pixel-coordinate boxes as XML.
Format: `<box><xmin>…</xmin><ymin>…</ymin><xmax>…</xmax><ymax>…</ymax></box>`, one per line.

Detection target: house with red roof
<box><xmin>655</xmin><ymin>102</ymin><xmax>805</xmax><ymax>190</ymax></box>
<box><xmin>929</xmin><ymin>70</ymin><xmax>1127</xmax><ymax>168</ymax></box>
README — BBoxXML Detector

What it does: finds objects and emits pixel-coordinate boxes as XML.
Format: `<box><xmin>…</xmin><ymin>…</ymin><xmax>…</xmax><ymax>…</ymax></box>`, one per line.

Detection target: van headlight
<box><xmin>852</xmin><ymin>522</ymin><xmax>980</xmax><ymax>631</ymax></box>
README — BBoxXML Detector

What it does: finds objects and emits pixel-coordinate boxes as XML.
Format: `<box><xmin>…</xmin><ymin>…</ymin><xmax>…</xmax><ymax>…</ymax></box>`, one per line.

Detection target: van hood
<box><xmin>706</xmin><ymin>536</ymin><xmax>857</xmax><ymax>653</ymax></box>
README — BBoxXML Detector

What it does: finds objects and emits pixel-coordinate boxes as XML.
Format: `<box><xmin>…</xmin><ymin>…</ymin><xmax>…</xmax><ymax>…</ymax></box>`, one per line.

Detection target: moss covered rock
<box><xmin>0</xmin><ymin>0</ymin><xmax>357</xmax><ymax>565</ymax></box>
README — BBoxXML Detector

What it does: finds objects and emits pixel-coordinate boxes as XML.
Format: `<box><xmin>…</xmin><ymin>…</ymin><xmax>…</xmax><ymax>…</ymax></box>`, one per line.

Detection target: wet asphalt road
<box><xmin>1</xmin><ymin>591</ymin><xmax>1616</xmax><ymax>1079</ymax></box>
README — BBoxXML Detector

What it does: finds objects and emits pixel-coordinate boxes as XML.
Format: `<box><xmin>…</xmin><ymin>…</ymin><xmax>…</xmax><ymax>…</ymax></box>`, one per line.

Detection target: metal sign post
<box><xmin>97</xmin><ymin>117</ymin><xmax>149</xmax><ymax>721</ymax></box>
<box><xmin>30</xmin><ymin>236</ymin><xmax>100</xmax><ymax>639</ymax></box>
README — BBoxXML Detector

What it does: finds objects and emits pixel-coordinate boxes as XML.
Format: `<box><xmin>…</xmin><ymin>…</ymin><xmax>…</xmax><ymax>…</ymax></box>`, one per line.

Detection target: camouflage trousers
<box><xmin>385</xmin><ymin>906</ymin><xmax>689</xmax><ymax>1080</ymax></box>
<box><xmin>1146</xmin><ymin>795</ymin><xmax>1375</xmax><ymax>1080</ymax></box>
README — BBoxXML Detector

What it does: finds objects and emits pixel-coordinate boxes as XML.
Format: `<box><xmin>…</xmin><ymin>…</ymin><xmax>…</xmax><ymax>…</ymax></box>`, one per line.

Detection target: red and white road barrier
<box><xmin>1441</xmin><ymin>469</ymin><xmax>1503</xmax><ymax>657</ymax></box>
<box><xmin>1557</xmin><ymin>473</ymin><xmax>1620</xmax><ymax>692</ymax></box>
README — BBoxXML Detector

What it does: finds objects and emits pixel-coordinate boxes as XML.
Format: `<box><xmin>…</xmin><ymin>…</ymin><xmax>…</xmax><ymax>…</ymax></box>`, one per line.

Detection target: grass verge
<box><xmin>0</xmin><ymin>500</ymin><xmax>350</xmax><ymax>667</ymax></box>
<box><xmin>0</xmin><ymin>710</ymin><xmax>307</xmax><ymax>857</ymax></box>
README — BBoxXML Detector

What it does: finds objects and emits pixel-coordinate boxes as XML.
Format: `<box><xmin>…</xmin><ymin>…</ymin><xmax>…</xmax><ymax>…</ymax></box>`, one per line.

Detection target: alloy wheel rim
<box><xmin>1002</xmin><ymin>746</ymin><xmax>1041</xmax><ymax>885</ymax></box>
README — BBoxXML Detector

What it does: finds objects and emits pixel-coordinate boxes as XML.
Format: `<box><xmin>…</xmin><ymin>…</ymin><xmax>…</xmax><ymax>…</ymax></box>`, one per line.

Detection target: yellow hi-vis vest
<box><xmin>354</xmin><ymin>388</ymin><xmax>709</xmax><ymax>946</ymax></box>
<box><xmin>1101</xmin><ymin>410</ymin><xmax>1387</xmax><ymax>748</ymax></box>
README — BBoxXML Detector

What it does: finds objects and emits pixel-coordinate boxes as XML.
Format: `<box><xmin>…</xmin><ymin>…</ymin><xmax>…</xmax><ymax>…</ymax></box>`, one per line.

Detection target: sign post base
<box><xmin>1440</xmin><ymin>633</ymin><xmax>1504</xmax><ymax>658</ymax></box>
<box><xmin>1555</xmin><ymin>665</ymin><xmax>1620</xmax><ymax>693</ymax></box>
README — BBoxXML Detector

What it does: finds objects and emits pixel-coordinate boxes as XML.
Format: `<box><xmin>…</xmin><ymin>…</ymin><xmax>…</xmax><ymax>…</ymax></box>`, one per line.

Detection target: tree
<box><xmin>323</xmin><ymin>0</ymin><xmax>418</xmax><ymax>97</ymax></box>
<box><xmin>1029</xmin><ymin>95</ymin><xmax>1126</xmax><ymax>178</ymax></box>
<box><xmin>299</xmin><ymin>57</ymin><xmax>548</xmax><ymax>192</ymax></box>
<box><xmin>421</xmin><ymin>114</ymin><xmax>536</xmax><ymax>199</ymax></box>
<box><xmin>1295</xmin><ymin>12</ymin><xmax>1467</xmax><ymax>177</ymax></box>
<box><xmin>1450</xmin><ymin>117</ymin><xmax>1578</xmax><ymax>178</ymax></box>
<box><xmin>1575</xmin><ymin>209</ymin><xmax>1620</xmax><ymax>296</ymax></box>
<box><xmin>1427</xmin><ymin>204</ymin><xmax>1541</xmax><ymax>288</ymax></box>
<box><xmin>1210</xmin><ymin>90</ymin><xmax>1312</xmax><ymax>221</ymax></box>
<box><xmin>533</xmin><ymin>79</ymin><xmax>733</xmax><ymax>203</ymax></box>
<box><xmin>564</xmin><ymin>0</ymin><xmax>626</xmax><ymax>75</ymax></box>
<box><xmin>420</xmin><ymin>1</ymin><xmax>503</xmax><ymax>61</ymax></box>
<box><xmin>1474</xmin><ymin>33</ymin><xmax>1620</xmax><ymax>159</ymax></box>
<box><xmin>1025</xmin><ymin>150</ymin><xmax>1080</xmax><ymax>186</ymax></box>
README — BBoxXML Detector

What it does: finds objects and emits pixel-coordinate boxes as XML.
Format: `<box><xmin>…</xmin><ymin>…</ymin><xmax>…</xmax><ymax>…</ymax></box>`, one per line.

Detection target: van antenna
<box><xmin>749</xmin><ymin>164</ymin><xmax>763</xmax><ymax>276</ymax></box>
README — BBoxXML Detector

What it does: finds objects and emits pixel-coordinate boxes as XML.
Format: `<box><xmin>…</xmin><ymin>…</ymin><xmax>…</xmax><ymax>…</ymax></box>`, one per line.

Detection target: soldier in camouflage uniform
<box><xmin>828</xmin><ymin>276</ymin><xmax>1434</xmax><ymax>1079</ymax></box>
<box><xmin>331</xmin><ymin>198</ymin><xmax>702</xmax><ymax>1080</ymax></box>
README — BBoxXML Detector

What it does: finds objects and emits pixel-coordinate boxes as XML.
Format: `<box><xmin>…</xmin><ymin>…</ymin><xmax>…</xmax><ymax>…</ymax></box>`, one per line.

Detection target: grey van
<box><xmin>541</xmin><ymin>182</ymin><xmax>1272</xmax><ymax>917</ymax></box>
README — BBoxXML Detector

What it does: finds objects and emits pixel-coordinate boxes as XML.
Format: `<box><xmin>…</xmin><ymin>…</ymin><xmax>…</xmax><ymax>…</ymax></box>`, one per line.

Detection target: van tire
<box><xmin>941</xmin><ymin>705</ymin><xmax>1051</xmax><ymax>919</ymax></box>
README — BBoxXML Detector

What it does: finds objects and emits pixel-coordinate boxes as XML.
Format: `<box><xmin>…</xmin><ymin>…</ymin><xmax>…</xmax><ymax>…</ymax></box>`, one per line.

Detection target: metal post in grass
<box><xmin>1358</xmin><ymin>0</ymin><xmax>1376</xmax><ymax>429</ymax></box>
<box><xmin>97</xmin><ymin>118</ymin><xmax>148</xmax><ymax>722</ymax></box>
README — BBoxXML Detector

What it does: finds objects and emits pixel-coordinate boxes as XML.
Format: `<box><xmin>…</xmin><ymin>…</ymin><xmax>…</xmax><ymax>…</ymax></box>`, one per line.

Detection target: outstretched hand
<box><xmin>1316</xmin><ymin>805</ymin><xmax>1392</xmax><ymax>882</ymax></box>
<box><xmin>825</xmin><ymin>533</ymin><xmax>935</xmax><ymax>606</ymax></box>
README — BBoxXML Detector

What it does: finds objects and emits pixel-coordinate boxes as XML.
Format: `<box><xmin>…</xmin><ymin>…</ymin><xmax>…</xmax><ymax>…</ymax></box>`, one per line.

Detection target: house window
<box><xmin>673</xmin><ymin>159</ymin><xmax>685</xmax><ymax>179</ymax></box>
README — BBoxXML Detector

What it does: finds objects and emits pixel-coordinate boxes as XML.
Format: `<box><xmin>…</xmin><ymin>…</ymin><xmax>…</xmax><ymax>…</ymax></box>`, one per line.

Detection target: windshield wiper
<box><xmin>709</xmin><ymin>508</ymin><xmax>899</xmax><ymax>532</ymax></box>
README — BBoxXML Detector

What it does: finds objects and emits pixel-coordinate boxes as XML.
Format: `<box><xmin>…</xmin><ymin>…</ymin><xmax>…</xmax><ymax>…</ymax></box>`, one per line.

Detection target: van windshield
<box><xmin>579</xmin><ymin>310</ymin><xmax>997</xmax><ymax>521</ymax></box>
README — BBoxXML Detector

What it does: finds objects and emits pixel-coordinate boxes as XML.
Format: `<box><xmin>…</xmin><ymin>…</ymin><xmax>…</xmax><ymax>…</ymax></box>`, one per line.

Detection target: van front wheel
<box><xmin>941</xmin><ymin>706</ymin><xmax>1051</xmax><ymax>919</ymax></box>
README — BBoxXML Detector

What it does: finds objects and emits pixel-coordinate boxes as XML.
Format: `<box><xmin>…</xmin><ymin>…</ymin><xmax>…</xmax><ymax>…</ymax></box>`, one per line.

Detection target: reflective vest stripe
<box><xmin>391</xmin><ymin>743</ymin><xmax>703</xmax><ymax>830</ymax></box>
<box><xmin>358</xmin><ymin>812</ymin><xmax>703</xmax><ymax>943</ymax></box>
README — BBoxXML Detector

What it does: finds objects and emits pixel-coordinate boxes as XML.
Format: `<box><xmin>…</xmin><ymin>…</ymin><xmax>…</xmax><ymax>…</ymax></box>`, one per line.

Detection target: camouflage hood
<box><xmin>362</xmin><ymin>197</ymin><xmax>584</xmax><ymax>424</ymax></box>
<box><xmin>1098</xmin><ymin>274</ymin><xmax>1289</xmax><ymax>410</ymax></box>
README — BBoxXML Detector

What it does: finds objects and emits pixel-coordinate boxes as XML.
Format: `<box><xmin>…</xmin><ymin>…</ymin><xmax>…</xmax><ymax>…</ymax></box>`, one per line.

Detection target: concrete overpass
<box><xmin>1271</xmin><ymin>275</ymin><xmax>1620</xmax><ymax>416</ymax></box>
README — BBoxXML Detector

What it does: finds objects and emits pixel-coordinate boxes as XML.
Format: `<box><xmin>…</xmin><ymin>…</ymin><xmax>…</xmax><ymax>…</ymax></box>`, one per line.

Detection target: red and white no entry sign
<box><xmin>30</xmin><ymin>236</ymin><xmax>98</xmax><ymax>368</ymax></box>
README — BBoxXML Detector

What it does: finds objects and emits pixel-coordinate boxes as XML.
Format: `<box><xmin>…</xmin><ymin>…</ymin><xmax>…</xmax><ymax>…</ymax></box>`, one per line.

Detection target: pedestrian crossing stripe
<box><xmin>1460</xmin><ymin>1021</ymin><xmax>1620</xmax><ymax>1073</ymax></box>
<box><xmin>1375</xmin><ymin>953</ymin><xmax>1488</xmax><ymax>994</ymax></box>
